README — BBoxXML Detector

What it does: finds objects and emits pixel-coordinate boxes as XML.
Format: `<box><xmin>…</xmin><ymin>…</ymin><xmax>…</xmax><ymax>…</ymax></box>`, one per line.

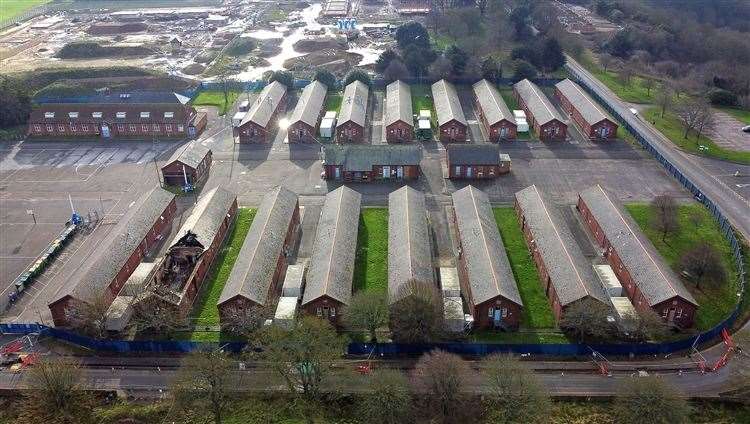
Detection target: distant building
<box><xmin>388</xmin><ymin>187</ymin><xmax>434</xmax><ymax>305</ymax></box>
<box><xmin>218</xmin><ymin>187</ymin><xmax>300</xmax><ymax>323</ymax></box>
<box><xmin>445</xmin><ymin>144</ymin><xmax>511</xmax><ymax>179</ymax></box>
<box><xmin>48</xmin><ymin>188</ymin><xmax>177</xmax><ymax>327</ymax></box>
<box><xmin>452</xmin><ymin>186</ymin><xmax>523</xmax><ymax>330</ymax></box>
<box><xmin>336</xmin><ymin>80</ymin><xmax>369</xmax><ymax>143</ymax></box>
<box><xmin>513</xmin><ymin>79</ymin><xmax>567</xmax><ymax>141</ymax></box>
<box><xmin>472</xmin><ymin>79</ymin><xmax>517</xmax><ymax>141</ymax></box>
<box><xmin>577</xmin><ymin>185</ymin><xmax>698</xmax><ymax>327</ymax></box>
<box><xmin>384</xmin><ymin>80</ymin><xmax>414</xmax><ymax>143</ymax></box>
<box><xmin>161</xmin><ymin>141</ymin><xmax>212</xmax><ymax>187</ymax></box>
<box><xmin>555</xmin><ymin>79</ymin><xmax>618</xmax><ymax>140</ymax></box>
<box><xmin>28</xmin><ymin>91</ymin><xmax>206</xmax><ymax>140</ymax></box>
<box><xmin>514</xmin><ymin>185</ymin><xmax>607</xmax><ymax>321</ymax></box>
<box><xmin>432</xmin><ymin>79</ymin><xmax>467</xmax><ymax>142</ymax></box>
<box><xmin>321</xmin><ymin>144</ymin><xmax>422</xmax><ymax>182</ymax></box>
<box><xmin>288</xmin><ymin>81</ymin><xmax>327</xmax><ymax>143</ymax></box>
<box><xmin>301</xmin><ymin>186</ymin><xmax>361</xmax><ymax>324</ymax></box>
<box><xmin>237</xmin><ymin>81</ymin><xmax>287</xmax><ymax>143</ymax></box>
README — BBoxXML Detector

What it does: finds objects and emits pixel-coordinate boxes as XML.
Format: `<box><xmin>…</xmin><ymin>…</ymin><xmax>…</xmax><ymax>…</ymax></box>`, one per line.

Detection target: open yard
<box><xmin>625</xmin><ymin>203</ymin><xmax>741</xmax><ymax>331</ymax></box>
<box><xmin>188</xmin><ymin>208</ymin><xmax>256</xmax><ymax>340</ymax></box>
<box><xmin>0</xmin><ymin>0</ymin><xmax>50</xmax><ymax>21</ymax></box>
<box><xmin>352</xmin><ymin>208</ymin><xmax>388</xmax><ymax>294</ymax></box>
<box><xmin>493</xmin><ymin>208</ymin><xmax>557</xmax><ymax>329</ymax></box>
<box><xmin>192</xmin><ymin>90</ymin><xmax>241</xmax><ymax>116</ymax></box>
<box><xmin>324</xmin><ymin>93</ymin><xmax>343</xmax><ymax>114</ymax></box>
<box><xmin>643</xmin><ymin>107</ymin><xmax>750</xmax><ymax>165</ymax></box>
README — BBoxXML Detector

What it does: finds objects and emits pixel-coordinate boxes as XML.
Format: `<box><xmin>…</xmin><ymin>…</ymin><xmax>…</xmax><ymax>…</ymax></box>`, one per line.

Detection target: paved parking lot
<box><xmin>706</xmin><ymin>110</ymin><xmax>750</xmax><ymax>152</ymax></box>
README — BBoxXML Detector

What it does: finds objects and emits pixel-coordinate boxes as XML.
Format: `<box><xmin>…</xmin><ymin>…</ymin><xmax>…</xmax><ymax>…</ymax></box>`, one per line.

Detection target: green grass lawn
<box><xmin>187</xmin><ymin>208</ymin><xmax>256</xmax><ymax>340</ymax></box>
<box><xmin>578</xmin><ymin>50</ymin><xmax>655</xmax><ymax>104</ymax></box>
<box><xmin>324</xmin><ymin>93</ymin><xmax>342</xmax><ymax>113</ymax></box>
<box><xmin>411</xmin><ymin>83</ymin><xmax>437</xmax><ymax>128</ymax></box>
<box><xmin>717</xmin><ymin>106</ymin><xmax>750</xmax><ymax>125</ymax></box>
<box><xmin>0</xmin><ymin>0</ymin><xmax>50</xmax><ymax>21</ymax></box>
<box><xmin>643</xmin><ymin>107</ymin><xmax>750</xmax><ymax>165</ymax></box>
<box><xmin>192</xmin><ymin>90</ymin><xmax>241</xmax><ymax>116</ymax></box>
<box><xmin>352</xmin><ymin>208</ymin><xmax>388</xmax><ymax>294</ymax></box>
<box><xmin>493</xmin><ymin>208</ymin><xmax>557</xmax><ymax>330</ymax></box>
<box><xmin>469</xmin><ymin>329</ymin><xmax>571</xmax><ymax>344</ymax></box>
<box><xmin>624</xmin><ymin>203</ymin><xmax>741</xmax><ymax>331</ymax></box>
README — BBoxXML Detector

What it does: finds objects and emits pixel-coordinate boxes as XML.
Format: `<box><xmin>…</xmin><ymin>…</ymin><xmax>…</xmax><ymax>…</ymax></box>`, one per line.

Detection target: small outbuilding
<box><xmin>555</xmin><ymin>79</ymin><xmax>618</xmax><ymax>140</ymax></box>
<box><xmin>336</xmin><ymin>81</ymin><xmax>369</xmax><ymax>143</ymax></box>
<box><xmin>288</xmin><ymin>81</ymin><xmax>328</xmax><ymax>143</ymax></box>
<box><xmin>384</xmin><ymin>80</ymin><xmax>414</xmax><ymax>143</ymax></box>
<box><xmin>321</xmin><ymin>144</ymin><xmax>422</xmax><ymax>182</ymax></box>
<box><xmin>237</xmin><ymin>81</ymin><xmax>287</xmax><ymax>143</ymax></box>
<box><xmin>513</xmin><ymin>79</ymin><xmax>567</xmax><ymax>141</ymax></box>
<box><xmin>161</xmin><ymin>141</ymin><xmax>212</xmax><ymax>187</ymax></box>
<box><xmin>432</xmin><ymin>79</ymin><xmax>467</xmax><ymax>142</ymax></box>
<box><xmin>445</xmin><ymin>144</ymin><xmax>510</xmax><ymax>179</ymax></box>
<box><xmin>472</xmin><ymin>79</ymin><xmax>517</xmax><ymax>141</ymax></box>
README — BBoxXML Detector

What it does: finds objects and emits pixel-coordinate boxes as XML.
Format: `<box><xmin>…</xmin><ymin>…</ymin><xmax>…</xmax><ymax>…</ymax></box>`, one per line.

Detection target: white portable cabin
<box><xmin>273</xmin><ymin>297</ymin><xmax>298</xmax><ymax>329</ymax></box>
<box><xmin>238</xmin><ymin>100</ymin><xmax>250</xmax><ymax>112</ymax></box>
<box><xmin>105</xmin><ymin>295</ymin><xmax>134</xmax><ymax>332</ymax></box>
<box><xmin>513</xmin><ymin>110</ymin><xmax>530</xmax><ymax>133</ymax></box>
<box><xmin>232</xmin><ymin>111</ymin><xmax>246</xmax><ymax>127</ymax></box>
<box><xmin>610</xmin><ymin>296</ymin><xmax>638</xmax><ymax>331</ymax></box>
<box><xmin>594</xmin><ymin>264</ymin><xmax>623</xmax><ymax>297</ymax></box>
<box><xmin>439</xmin><ymin>267</ymin><xmax>461</xmax><ymax>297</ymax></box>
<box><xmin>319</xmin><ymin>114</ymin><xmax>336</xmax><ymax>138</ymax></box>
<box><xmin>281</xmin><ymin>262</ymin><xmax>306</xmax><ymax>299</ymax></box>
<box><xmin>443</xmin><ymin>296</ymin><xmax>465</xmax><ymax>333</ymax></box>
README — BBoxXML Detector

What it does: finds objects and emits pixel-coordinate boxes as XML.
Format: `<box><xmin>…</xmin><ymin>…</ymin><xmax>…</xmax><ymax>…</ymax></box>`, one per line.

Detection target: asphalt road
<box><xmin>565</xmin><ymin>56</ymin><xmax>750</xmax><ymax>240</ymax></box>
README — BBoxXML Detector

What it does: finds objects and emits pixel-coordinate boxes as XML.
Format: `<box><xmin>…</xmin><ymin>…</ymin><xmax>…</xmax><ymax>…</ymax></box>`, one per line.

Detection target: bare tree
<box><xmin>695</xmin><ymin>106</ymin><xmax>715</xmax><ymax>140</ymax></box>
<box><xmin>618</xmin><ymin>64</ymin><xmax>635</xmax><ymax>84</ymax></box>
<box><xmin>130</xmin><ymin>294</ymin><xmax>187</xmax><ymax>336</ymax></box>
<box><xmin>390</xmin><ymin>279</ymin><xmax>443</xmax><ymax>343</ymax></box>
<box><xmin>642</xmin><ymin>77</ymin><xmax>655</xmax><ymax>97</ymax></box>
<box><xmin>630</xmin><ymin>308</ymin><xmax>670</xmax><ymax>341</ymax></box>
<box><xmin>559</xmin><ymin>298</ymin><xmax>614</xmax><ymax>342</ymax></box>
<box><xmin>651</xmin><ymin>194</ymin><xmax>679</xmax><ymax>243</ymax></box>
<box><xmin>219</xmin><ymin>304</ymin><xmax>272</xmax><ymax>338</ymax></box>
<box><xmin>675</xmin><ymin>98</ymin><xmax>712</xmax><ymax>139</ymax></box>
<box><xmin>412</xmin><ymin>350</ymin><xmax>474</xmax><ymax>423</ymax></box>
<box><xmin>656</xmin><ymin>85</ymin><xmax>674</xmax><ymax>118</ymax></box>
<box><xmin>343</xmin><ymin>291</ymin><xmax>389</xmax><ymax>342</ymax></box>
<box><xmin>613</xmin><ymin>376</ymin><xmax>691</xmax><ymax>424</ymax></box>
<box><xmin>482</xmin><ymin>354</ymin><xmax>551</xmax><ymax>423</ymax></box>
<box><xmin>171</xmin><ymin>348</ymin><xmax>235</xmax><ymax>424</ymax></box>
<box><xmin>599</xmin><ymin>53</ymin><xmax>615</xmax><ymax>72</ymax></box>
<box><xmin>362</xmin><ymin>369</ymin><xmax>412</xmax><ymax>424</ymax></box>
<box><xmin>679</xmin><ymin>242</ymin><xmax>728</xmax><ymax>290</ymax></box>
<box><xmin>21</xmin><ymin>358</ymin><xmax>93</xmax><ymax>424</ymax></box>
<box><xmin>64</xmin><ymin>294</ymin><xmax>111</xmax><ymax>339</ymax></box>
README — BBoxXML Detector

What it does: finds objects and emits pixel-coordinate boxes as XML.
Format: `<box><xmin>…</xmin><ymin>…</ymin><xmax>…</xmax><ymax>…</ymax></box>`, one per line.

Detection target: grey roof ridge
<box><xmin>467</xmin><ymin>187</ymin><xmax>503</xmax><ymax>300</ymax></box>
<box><xmin>321</xmin><ymin>188</ymin><xmax>345</xmax><ymax>300</ymax></box>
<box><xmin>528</xmin><ymin>80</ymin><xmax>558</xmax><ymax>122</ymax></box>
<box><xmin>563</xmin><ymin>79</ymin><xmax>611</xmax><ymax>123</ymax></box>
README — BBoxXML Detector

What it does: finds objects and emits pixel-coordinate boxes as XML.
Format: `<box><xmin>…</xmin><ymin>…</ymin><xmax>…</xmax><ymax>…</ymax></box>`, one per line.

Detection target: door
<box><xmin>667</xmin><ymin>308</ymin><xmax>676</xmax><ymax>323</ymax></box>
<box><xmin>382</xmin><ymin>166</ymin><xmax>390</xmax><ymax>179</ymax></box>
<box><xmin>599</xmin><ymin>127</ymin><xmax>608</xmax><ymax>137</ymax></box>
<box><xmin>101</xmin><ymin>124</ymin><xmax>110</xmax><ymax>138</ymax></box>
<box><xmin>334</xmin><ymin>167</ymin><xmax>341</xmax><ymax>180</ymax></box>
<box><xmin>396</xmin><ymin>166</ymin><xmax>403</xmax><ymax>179</ymax></box>
<box><xmin>493</xmin><ymin>309</ymin><xmax>502</xmax><ymax>326</ymax></box>
<box><xmin>466</xmin><ymin>167</ymin><xmax>473</xmax><ymax>178</ymax></box>
<box><xmin>500</xmin><ymin>127</ymin><xmax>508</xmax><ymax>138</ymax></box>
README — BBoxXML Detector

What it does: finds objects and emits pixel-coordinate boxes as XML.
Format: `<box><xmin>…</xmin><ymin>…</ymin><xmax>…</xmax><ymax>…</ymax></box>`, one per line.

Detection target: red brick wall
<box><xmin>324</xmin><ymin>165</ymin><xmax>419</xmax><ymax>181</ymax></box>
<box><xmin>28</xmin><ymin>121</ymin><xmax>190</xmax><ymax>139</ymax></box>
<box><xmin>489</xmin><ymin>121</ymin><xmax>518</xmax><ymax>141</ymax></box>
<box><xmin>555</xmin><ymin>87</ymin><xmax>617</xmax><ymax>140</ymax></box>
<box><xmin>448</xmin><ymin>164</ymin><xmax>509</xmax><ymax>179</ymax></box>
<box><xmin>161</xmin><ymin>151</ymin><xmax>212</xmax><ymax>187</ymax></box>
<box><xmin>336</xmin><ymin>121</ymin><xmax>364</xmax><ymax>143</ymax></box>
<box><xmin>302</xmin><ymin>296</ymin><xmax>344</xmax><ymax>325</ymax></box>
<box><xmin>438</xmin><ymin>120</ymin><xmax>467</xmax><ymax>142</ymax></box>
<box><xmin>288</xmin><ymin>121</ymin><xmax>317</xmax><ymax>143</ymax></box>
<box><xmin>385</xmin><ymin>120</ymin><xmax>414</xmax><ymax>143</ymax></box>
<box><xmin>538</xmin><ymin>120</ymin><xmax>567</xmax><ymax>141</ymax></box>
<box><xmin>238</xmin><ymin>120</ymin><xmax>271</xmax><ymax>143</ymax></box>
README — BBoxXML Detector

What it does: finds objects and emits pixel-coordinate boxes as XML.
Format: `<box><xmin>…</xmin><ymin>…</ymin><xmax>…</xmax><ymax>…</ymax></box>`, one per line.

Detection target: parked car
<box><xmin>742</xmin><ymin>125</ymin><xmax>750</xmax><ymax>133</ymax></box>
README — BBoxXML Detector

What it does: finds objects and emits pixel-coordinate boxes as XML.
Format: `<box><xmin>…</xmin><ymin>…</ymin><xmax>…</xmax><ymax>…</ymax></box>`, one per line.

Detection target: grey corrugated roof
<box><xmin>514</xmin><ymin>185</ymin><xmax>606</xmax><ymax>306</ymax></box>
<box><xmin>431</xmin><ymin>79</ymin><xmax>467</xmax><ymax>126</ymax></box>
<box><xmin>337</xmin><ymin>80</ymin><xmax>368</xmax><ymax>127</ymax></box>
<box><xmin>513</xmin><ymin>79</ymin><xmax>565</xmax><ymax>125</ymax></box>
<box><xmin>302</xmin><ymin>186</ymin><xmax>361</xmax><ymax>306</ymax></box>
<box><xmin>289</xmin><ymin>80</ymin><xmax>327</xmax><ymax>127</ymax></box>
<box><xmin>452</xmin><ymin>186</ymin><xmax>523</xmax><ymax>306</ymax></box>
<box><xmin>578</xmin><ymin>185</ymin><xmax>697</xmax><ymax>306</ymax></box>
<box><xmin>384</xmin><ymin>80</ymin><xmax>413</xmax><ymax>127</ymax></box>
<box><xmin>445</xmin><ymin>143</ymin><xmax>502</xmax><ymax>166</ymax></box>
<box><xmin>388</xmin><ymin>187</ymin><xmax>433</xmax><ymax>305</ymax></box>
<box><xmin>240</xmin><ymin>81</ymin><xmax>287</xmax><ymax>128</ymax></box>
<box><xmin>164</xmin><ymin>141</ymin><xmax>210</xmax><ymax>170</ymax></box>
<box><xmin>169</xmin><ymin>187</ymin><xmax>236</xmax><ymax>249</ymax></box>
<box><xmin>322</xmin><ymin>144</ymin><xmax>422</xmax><ymax>172</ymax></box>
<box><xmin>472</xmin><ymin>79</ymin><xmax>515</xmax><ymax>126</ymax></box>
<box><xmin>50</xmin><ymin>187</ymin><xmax>175</xmax><ymax>305</ymax></box>
<box><xmin>555</xmin><ymin>79</ymin><xmax>613</xmax><ymax>126</ymax></box>
<box><xmin>218</xmin><ymin>186</ymin><xmax>298</xmax><ymax>306</ymax></box>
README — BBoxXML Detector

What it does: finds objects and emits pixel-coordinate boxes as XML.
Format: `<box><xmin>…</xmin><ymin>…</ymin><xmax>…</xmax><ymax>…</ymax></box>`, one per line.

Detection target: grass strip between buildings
<box><xmin>188</xmin><ymin>207</ymin><xmax>256</xmax><ymax>338</ymax></box>
<box><xmin>624</xmin><ymin>203</ymin><xmax>740</xmax><ymax>331</ymax></box>
<box><xmin>353</xmin><ymin>208</ymin><xmax>388</xmax><ymax>294</ymax></box>
<box><xmin>192</xmin><ymin>90</ymin><xmax>241</xmax><ymax>116</ymax></box>
<box><xmin>324</xmin><ymin>93</ymin><xmax>343</xmax><ymax>114</ymax></box>
<box><xmin>493</xmin><ymin>207</ymin><xmax>557</xmax><ymax>330</ymax></box>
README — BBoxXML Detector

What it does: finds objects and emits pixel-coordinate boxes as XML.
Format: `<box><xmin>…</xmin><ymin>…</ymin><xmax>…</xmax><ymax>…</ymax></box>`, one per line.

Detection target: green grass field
<box><xmin>324</xmin><ymin>93</ymin><xmax>343</xmax><ymax>113</ymax></box>
<box><xmin>493</xmin><ymin>208</ymin><xmax>557</xmax><ymax>330</ymax></box>
<box><xmin>624</xmin><ymin>203</ymin><xmax>740</xmax><ymax>331</ymax></box>
<box><xmin>188</xmin><ymin>208</ymin><xmax>256</xmax><ymax>339</ymax></box>
<box><xmin>0</xmin><ymin>0</ymin><xmax>50</xmax><ymax>21</ymax></box>
<box><xmin>718</xmin><ymin>106</ymin><xmax>750</xmax><ymax>125</ymax></box>
<box><xmin>352</xmin><ymin>208</ymin><xmax>388</xmax><ymax>294</ymax></box>
<box><xmin>192</xmin><ymin>90</ymin><xmax>241</xmax><ymax>116</ymax></box>
<box><xmin>643</xmin><ymin>107</ymin><xmax>750</xmax><ymax>165</ymax></box>
<box><xmin>578</xmin><ymin>51</ymin><xmax>655</xmax><ymax>104</ymax></box>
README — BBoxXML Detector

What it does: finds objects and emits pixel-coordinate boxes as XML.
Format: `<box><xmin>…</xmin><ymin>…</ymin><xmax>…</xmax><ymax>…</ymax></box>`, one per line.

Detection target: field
<box><xmin>187</xmin><ymin>208</ymin><xmax>256</xmax><ymax>341</ymax></box>
<box><xmin>192</xmin><ymin>90</ymin><xmax>241</xmax><ymax>116</ymax></box>
<box><xmin>643</xmin><ymin>107</ymin><xmax>750</xmax><ymax>165</ymax></box>
<box><xmin>0</xmin><ymin>0</ymin><xmax>50</xmax><ymax>21</ymax></box>
<box><xmin>493</xmin><ymin>208</ymin><xmax>556</xmax><ymax>329</ymax></box>
<box><xmin>324</xmin><ymin>93</ymin><xmax>343</xmax><ymax>113</ymax></box>
<box><xmin>577</xmin><ymin>51</ymin><xmax>655</xmax><ymax>104</ymax></box>
<box><xmin>352</xmin><ymin>208</ymin><xmax>388</xmax><ymax>294</ymax></box>
<box><xmin>625</xmin><ymin>203</ymin><xmax>740</xmax><ymax>330</ymax></box>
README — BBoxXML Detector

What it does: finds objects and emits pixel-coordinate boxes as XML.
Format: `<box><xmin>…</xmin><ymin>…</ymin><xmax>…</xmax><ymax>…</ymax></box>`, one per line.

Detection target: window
<box><xmin>117</xmin><ymin>124</ymin><xmax>125</xmax><ymax>132</ymax></box>
<box><xmin>165</xmin><ymin>124</ymin><xmax>172</xmax><ymax>132</ymax></box>
<box><xmin>316</xmin><ymin>307</ymin><xmax>322</xmax><ymax>316</ymax></box>
<box><xmin>488</xmin><ymin>307</ymin><xmax>493</xmax><ymax>318</ymax></box>
<box><xmin>129</xmin><ymin>124</ymin><xmax>136</xmax><ymax>132</ymax></box>
<box><xmin>330</xmin><ymin>307</ymin><xmax>336</xmax><ymax>317</ymax></box>
<box><xmin>142</xmin><ymin>124</ymin><xmax>149</xmax><ymax>132</ymax></box>
<box><xmin>676</xmin><ymin>308</ymin><xmax>683</xmax><ymax>318</ymax></box>
<box><xmin>70</xmin><ymin>124</ymin><xmax>77</xmax><ymax>132</ymax></box>
<box><xmin>177</xmin><ymin>124</ymin><xmax>184</xmax><ymax>132</ymax></box>
<box><xmin>502</xmin><ymin>308</ymin><xmax>508</xmax><ymax>318</ymax></box>
<box><xmin>81</xmin><ymin>124</ymin><xmax>89</xmax><ymax>132</ymax></box>
<box><xmin>152</xmin><ymin>124</ymin><xmax>160</xmax><ymax>131</ymax></box>
<box><xmin>454</xmin><ymin>166</ymin><xmax>460</xmax><ymax>176</ymax></box>
<box><xmin>33</xmin><ymin>124</ymin><xmax>42</xmax><ymax>132</ymax></box>
<box><xmin>58</xmin><ymin>124</ymin><xmax>65</xmax><ymax>132</ymax></box>
<box><xmin>46</xmin><ymin>124</ymin><xmax>54</xmax><ymax>132</ymax></box>
<box><xmin>140</xmin><ymin>112</ymin><xmax>150</xmax><ymax>118</ymax></box>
